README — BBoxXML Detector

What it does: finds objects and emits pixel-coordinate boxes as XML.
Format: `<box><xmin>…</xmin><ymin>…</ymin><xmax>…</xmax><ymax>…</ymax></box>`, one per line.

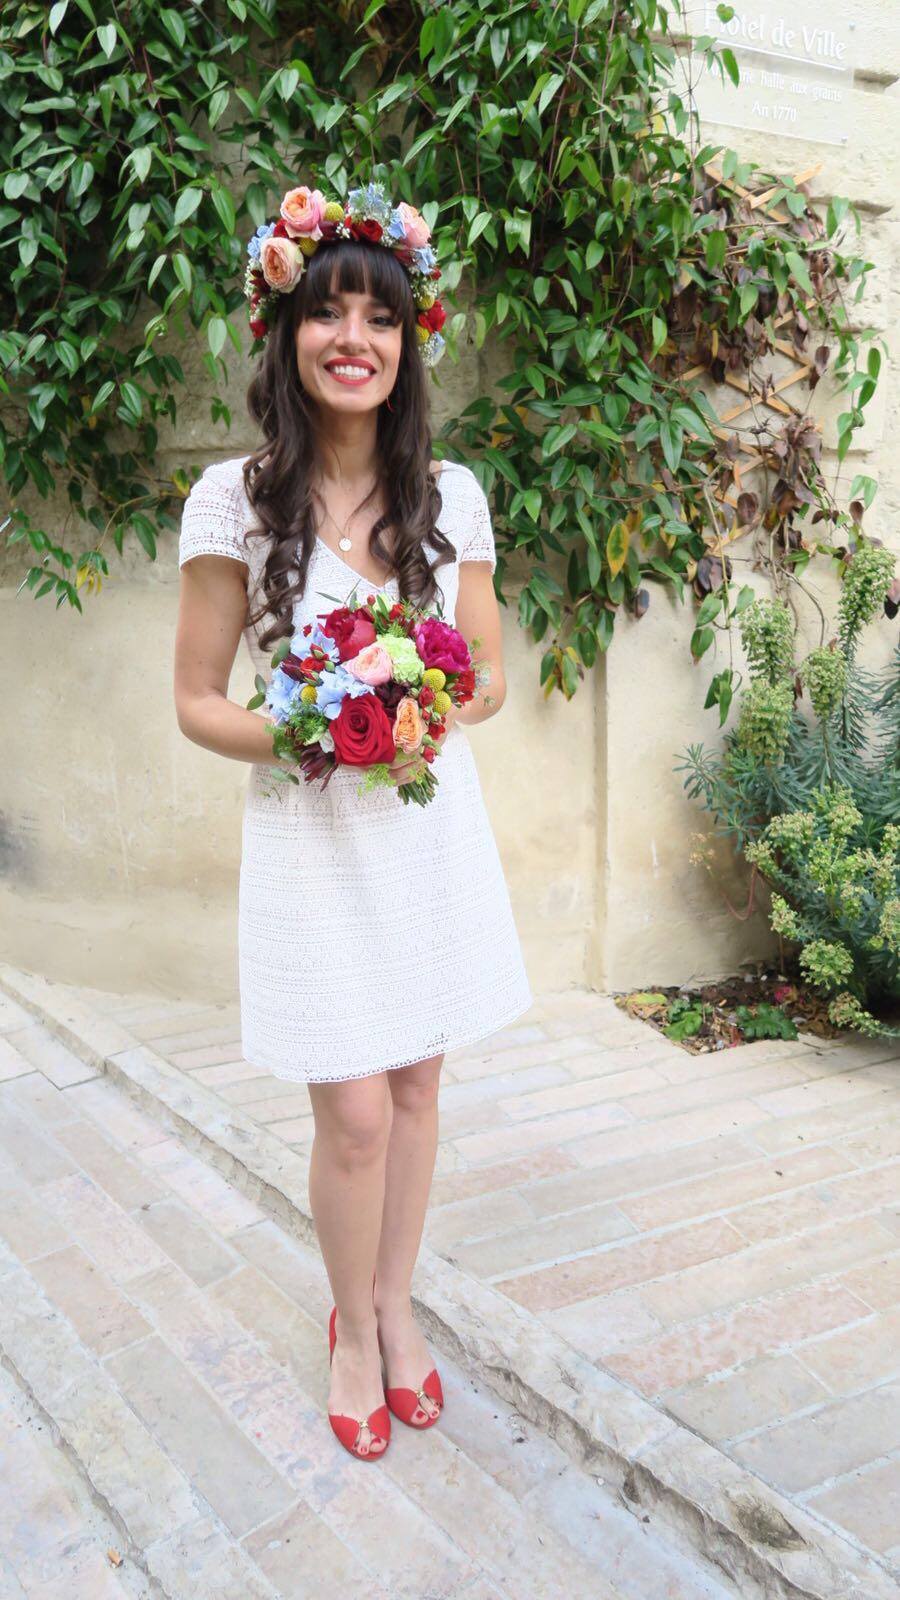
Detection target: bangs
<box><xmin>298</xmin><ymin>239</ymin><xmax>411</xmax><ymax>320</ymax></box>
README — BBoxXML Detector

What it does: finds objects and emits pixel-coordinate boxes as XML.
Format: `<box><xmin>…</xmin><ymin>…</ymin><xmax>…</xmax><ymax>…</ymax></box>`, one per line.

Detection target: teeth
<box><xmin>328</xmin><ymin>366</ymin><xmax>372</xmax><ymax>378</ymax></box>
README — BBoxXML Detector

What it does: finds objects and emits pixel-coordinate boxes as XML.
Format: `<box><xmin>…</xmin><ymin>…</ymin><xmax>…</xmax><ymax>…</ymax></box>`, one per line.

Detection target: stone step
<box><xmin>2</xmin><ymin>960</ymin><xmax>897</xmax><ymax>1600</ymax></box>
<box><xmin>0</xmin><ymin>1060</ymin><xmax>739</xmax><ymax>1600</ymax></box>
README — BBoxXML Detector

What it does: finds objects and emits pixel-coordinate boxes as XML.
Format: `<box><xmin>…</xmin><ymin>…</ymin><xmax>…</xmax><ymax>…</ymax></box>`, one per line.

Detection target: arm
<box><xmin>448</xmin><ymin>558</ymin><xmax>506</xmax><ymax>729</ymax></box>
<box><xmin>173</xmin><ymin>555</ymin><xmax>288</xmax><ymax>765</ymax></box>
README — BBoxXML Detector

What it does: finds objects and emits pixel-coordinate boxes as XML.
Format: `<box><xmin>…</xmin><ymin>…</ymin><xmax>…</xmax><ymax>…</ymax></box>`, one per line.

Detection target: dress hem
<box><xmin>239</xmin><ymin>988</ymin><xmax>535</xmax><ymax>1085</ymax></box>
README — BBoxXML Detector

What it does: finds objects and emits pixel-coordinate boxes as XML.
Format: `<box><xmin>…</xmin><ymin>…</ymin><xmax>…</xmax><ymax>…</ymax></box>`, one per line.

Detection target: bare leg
<box><xmin>307</xmin><ymin>1072</ymin><xmax>393</xmax><ymax>1454</ymax></box>
<box><xmin>374</xmin><ymin>1054</ymin><xmax>443</xmax><ymax>1419</ymax></box>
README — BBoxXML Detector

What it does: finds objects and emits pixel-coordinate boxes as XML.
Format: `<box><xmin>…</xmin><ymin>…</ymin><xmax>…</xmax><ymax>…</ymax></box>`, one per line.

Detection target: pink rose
<box><xmin>280</xmin><ymin>185</ymin><xmax>327</xmax><ymax>239</ymax></box>
<box><xmin>344</xmin><ymin>641</ymin><xmax>393</xmax><ymax>685</ymax></box>
<box><xmin>395</xmin><ymin>201</ymin><xmax>430</xmax><ymax>249</ymax></box>
<box><xmin>413</xmin><ymin>617</ymin><xmax>471</xmax><ymax>675</ymax></box>
<box><xmin>259</xmin><ymin>235</ymin><xmax>305</xmax><ymax>291</ymax></box>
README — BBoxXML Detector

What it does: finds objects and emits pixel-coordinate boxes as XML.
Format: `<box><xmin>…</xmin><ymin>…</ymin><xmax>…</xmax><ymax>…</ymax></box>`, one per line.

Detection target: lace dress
<box><xmin>178</xmin><ymin>454</ymin><xmax>534</xmax><ymax>1082</ymax></box>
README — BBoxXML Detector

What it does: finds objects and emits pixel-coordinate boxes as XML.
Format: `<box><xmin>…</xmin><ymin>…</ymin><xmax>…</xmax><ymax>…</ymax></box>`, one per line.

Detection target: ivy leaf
<box><xmin>174</xmin><ymin>188</ymin><xmax>202</xmax><ymax>224</ymax></box>
<box><xmin>97</xmin><ymin>23</ymin><xmax>117</xmax><ymax>57</ymax></box>
<box><xmin>606</xmin><ymin>520</ymin><xmax>628</xmax><ymax>578</ymax></box>
<box><xmin>720</xmin><ymin>48</ymin><xmax>740</xmax><ymax>86</ymax></box>
<box><xmin>786</xmin><ymin>250</ymin><xmax>814</xmax><ymax>297</ymax></box>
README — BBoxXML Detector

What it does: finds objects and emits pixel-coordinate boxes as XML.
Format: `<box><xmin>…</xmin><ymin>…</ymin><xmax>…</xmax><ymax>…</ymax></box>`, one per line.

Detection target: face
<box><xmin>295</xmin><ymin>286</ymin><xmax>403</xmax><ymax>412</ymax></box>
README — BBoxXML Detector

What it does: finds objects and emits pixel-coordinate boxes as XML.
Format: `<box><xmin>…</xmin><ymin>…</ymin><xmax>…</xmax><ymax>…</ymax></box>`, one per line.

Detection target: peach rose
<box><xmin>259</xmin><ymin>234</ymin><xmax>304</xmax><ymax>291</ymax></box>
<box><xmin>395</xmin><ymin>201</ymin><xmax>430</xmax><ymax>249</ymax></box>
<box><xmin>392</xmin><ymin>694</ymin><xmax>425</xmax><ymax>754</ymax></box>
<box><xmin>280</xmin><ymin>185</ymin><xmax>327</xmax><ymax>239</ymax></box>
<box><xmin>344</xmin><ymin>642</ymin><xmax>393</xmax><ymax>686</ymax></box>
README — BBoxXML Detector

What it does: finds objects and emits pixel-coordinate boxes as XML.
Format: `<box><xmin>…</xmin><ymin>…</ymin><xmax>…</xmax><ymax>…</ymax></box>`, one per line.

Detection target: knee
<box><xmin>319</xmin><ymin>1101</ymin><xmax>392</xmax><ymax>1169</ymax></box>
<box><xmin>390</xmin><ymin>1059</ymin><xmax>442</xmax><ymax>1115</ymax></box>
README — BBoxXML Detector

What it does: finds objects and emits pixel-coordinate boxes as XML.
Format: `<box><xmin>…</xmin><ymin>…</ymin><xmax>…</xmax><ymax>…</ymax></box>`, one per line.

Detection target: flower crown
<box><xmin>243</xmin><ymin>179</ymin><xmax>447</xmax><ymax>367</ymax></box>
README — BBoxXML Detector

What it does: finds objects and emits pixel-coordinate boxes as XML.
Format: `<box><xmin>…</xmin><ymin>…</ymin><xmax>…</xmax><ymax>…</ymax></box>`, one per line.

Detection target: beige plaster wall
<box><xmin>1</xmin><ymin>4</ymin><xmax>897</xmax><ymax>1001</ymax></box>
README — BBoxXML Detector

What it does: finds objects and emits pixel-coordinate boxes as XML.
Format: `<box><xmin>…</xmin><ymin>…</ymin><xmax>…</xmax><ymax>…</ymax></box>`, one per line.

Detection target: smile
<box><xmin>324</xmin><ymin>364</ymin><xmax>376</xmax><ymax>385</ymax></box>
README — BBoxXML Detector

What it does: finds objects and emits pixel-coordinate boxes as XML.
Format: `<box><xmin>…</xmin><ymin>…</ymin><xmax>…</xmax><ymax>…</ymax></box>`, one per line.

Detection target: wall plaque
<box><xmin>689</xmin><ymin>5</ymin><xmax>853</xmax><ymax>146</ymax></box>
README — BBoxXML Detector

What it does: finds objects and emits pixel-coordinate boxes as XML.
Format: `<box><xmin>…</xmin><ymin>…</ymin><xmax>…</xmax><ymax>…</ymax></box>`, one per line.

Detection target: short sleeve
<box><xmin>458</xmin><ymin>472</ymin><xmax>497</xmax><ymax>572</ymax></box>
<box><xmin>178</xmin><ymin>460</ymin><xmax>249</xmax><ymax>568</ymax></box>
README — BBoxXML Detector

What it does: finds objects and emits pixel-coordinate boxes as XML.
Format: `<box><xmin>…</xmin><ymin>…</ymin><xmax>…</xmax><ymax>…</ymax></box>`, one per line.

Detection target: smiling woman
<box><xmin>172</xmin><ymin>177</ymin><xmax>533</xmax><ymax>1466</ymax></box>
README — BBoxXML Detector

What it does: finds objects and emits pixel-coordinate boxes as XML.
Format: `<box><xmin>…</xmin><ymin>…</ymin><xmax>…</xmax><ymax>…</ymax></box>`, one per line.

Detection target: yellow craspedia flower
<box><xmin>415</xmin><ymin>324</ymin><xmax>430</xmax><ymax>345</ymax></box>
<box><xmin>324</xmin><ymin>201</ymin><xmax>345</xmax><ymax>222</ymax></box>
<box><xmin>417</xmin><ymin>290</ymin><xmax>436</xmax><ymax>310</ymax></box>
<box><xmin>422</xmin><ymin>668</ymin><xmax>446</xmax><ymax>690</ymax></box>
<box><xmin>433</xmin><ymin>690</ymin><xmax>452</xmax><ymax>715</ymax></box>
<box><xmin>297</xmin><ymin>236</ymin><xmax>318</xmax><ymax>257</ymax></box>
<box><xmin>300</xmin><ymin>684</ymin><xmax>318</xmax><ymax>704</ymax></box>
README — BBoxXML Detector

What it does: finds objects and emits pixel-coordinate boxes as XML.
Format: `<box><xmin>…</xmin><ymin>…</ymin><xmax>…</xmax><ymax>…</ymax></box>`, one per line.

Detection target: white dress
<box><xmin>178</xmin><ymin>454</ymin><xmax>534</xmax><ymax>1082</ymax></box>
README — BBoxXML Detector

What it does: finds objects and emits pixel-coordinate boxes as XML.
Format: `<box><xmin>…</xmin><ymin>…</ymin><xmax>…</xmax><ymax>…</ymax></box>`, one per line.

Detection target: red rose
<box><xmin>272</xmin><ymin>219</ymin><xmax>288</xmax><ymax>237</ymax></box>
<box><xmin>422</xmin><ymin>746</ymin><xmax>435</xmax><ymax>763</ymax></box>
<box><xmin>330</xmin><ymin>693</ymin><xmax>396</xmax><ymax>766</ymax></box>
<box><xmin>320</xmin><ymin>605</ymin><xmax>377</xmax><ymax>661</ymax></box>
<box><xmin>250</xmin><ymin>318</ymin><xmax>268</xmax><ymax>339</ymax></box>
<box><xmin>454</xmin><ymin>668</ymin><xmax>476</xmax><ymax>702</ymax></box>
<box><xmin>349</xmin><ymin>218</ymin><xmax>383</xmax><ymax>244</ymax></box>
<box><xmin>419</xmin><ymin>300</ymin><xmax>446</xmax><ymax>334</ymax></box>
<box><xmin>419</xmin><ymin>685</ymin><xmax>435</xmax><ymax>708</ymax></box>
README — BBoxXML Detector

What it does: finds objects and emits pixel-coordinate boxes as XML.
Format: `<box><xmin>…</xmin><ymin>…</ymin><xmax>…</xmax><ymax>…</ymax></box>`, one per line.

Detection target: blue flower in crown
<box><xmin>246</xmin><ymin>222</ymin><xmax>275</xmax><ymax>261</ymax></box>
<box><xmin>412</xmin><ymin>245</ymin><xmax>438</xmax><ymax>273</ymax></box>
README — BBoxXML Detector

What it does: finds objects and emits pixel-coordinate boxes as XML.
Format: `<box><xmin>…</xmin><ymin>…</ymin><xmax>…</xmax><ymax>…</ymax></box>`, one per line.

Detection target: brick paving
<box><xmin>0</xmin><ymin>996</ymin><xmax>740</xmax><ymax>1600</ymax></box>
<box><xmin>3</xmin><ymin>978</ymin><xmax>898</xmax><ymax>1584</ymax></box>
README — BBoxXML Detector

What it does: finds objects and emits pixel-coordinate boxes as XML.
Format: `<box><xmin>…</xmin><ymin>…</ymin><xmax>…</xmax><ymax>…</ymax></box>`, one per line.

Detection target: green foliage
<box><xmin>676</xmin><ymin>547</ymin><xmax>900</xmax><ymax>1037</ymax></box>
<box><xmin>0</xmin><ymin>0</ymin><xmax>881</xmax><ymax>714</ymax></box>
<box><xmin>663</xmin><ymin>994</ymin><xmax>707</xmax><ymax>1039</ymax></box>
<box><xmin>734</xmin><ymin>1002</ymin><xmax>798</xmax><ymax>1041</ymax></box>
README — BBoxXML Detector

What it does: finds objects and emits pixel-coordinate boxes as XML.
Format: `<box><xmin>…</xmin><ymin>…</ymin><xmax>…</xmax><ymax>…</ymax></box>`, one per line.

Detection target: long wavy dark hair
<box><xmin>242</xmin><ymin>238</ymin><xmax>456</xmax><ymax>652</ymax></box>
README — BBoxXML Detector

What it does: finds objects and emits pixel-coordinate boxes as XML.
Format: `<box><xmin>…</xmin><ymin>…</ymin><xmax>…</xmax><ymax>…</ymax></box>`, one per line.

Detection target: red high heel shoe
<box><xmin>328</xmin><ymin>1305</ymin><xmax>391</xmax><ymax>1461</ymax></box>
<box><xmin>377</xmin><ymin>1322</ymin><xmax>444</xmax><ymax>1429</ymax></box>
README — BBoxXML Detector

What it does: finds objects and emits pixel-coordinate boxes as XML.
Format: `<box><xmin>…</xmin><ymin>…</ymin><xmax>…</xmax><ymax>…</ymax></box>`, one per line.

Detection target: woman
<box><xmin>173</xmin><ymin>181</ymin><xmax>533</xmax><ymax>1461</ymax></box>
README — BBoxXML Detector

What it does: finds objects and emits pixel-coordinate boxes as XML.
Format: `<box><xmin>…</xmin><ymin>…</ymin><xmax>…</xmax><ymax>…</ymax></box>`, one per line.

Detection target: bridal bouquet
<box><xmin>248</xmin><ymin>591</ymin><xmax>487</xmax><ymax>807</ymax></box>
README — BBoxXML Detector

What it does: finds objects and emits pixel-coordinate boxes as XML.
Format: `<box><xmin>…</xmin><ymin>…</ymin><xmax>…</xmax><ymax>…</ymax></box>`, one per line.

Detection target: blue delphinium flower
<box><xmin>412</xmin><ymin>245</ymin><xmax>437</xmax><ymax>273</ymax></box>
<box><xmin>315</xmin><ymin>664</ymin><xmax>373</xmax><ymax>720</ymax></box>
<box><xmin>290</xmin><ymin>622</ymin><xmax>339</xmax><ymax>661</ymax></box>
<box><xmin>265</xmin><ymin>666</ymin><xmax>303</xmax><ymax>723</ymax></box>
<box><xmin>247</xmin><ymin>222</ymin><xmax>275</xmax><ymax>261</ymax></box>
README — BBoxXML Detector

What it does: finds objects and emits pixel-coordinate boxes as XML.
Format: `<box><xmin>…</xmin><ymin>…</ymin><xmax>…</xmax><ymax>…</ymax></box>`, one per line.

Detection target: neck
<box><xmin>312</xmin><ymin>408</ymin><xmax>381</xmax><ymax>490</ymax></box>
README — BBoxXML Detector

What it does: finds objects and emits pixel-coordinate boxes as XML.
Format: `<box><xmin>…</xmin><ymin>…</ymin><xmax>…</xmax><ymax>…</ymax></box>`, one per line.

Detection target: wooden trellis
<box><xmin>683</xmin><ymin>159</ymin><xmax>827</xmax><ymax>543</ymax></box>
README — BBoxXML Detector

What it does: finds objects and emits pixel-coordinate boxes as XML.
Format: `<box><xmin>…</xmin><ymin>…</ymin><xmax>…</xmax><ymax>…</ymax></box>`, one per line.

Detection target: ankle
<box><xmin>334</xmin><ymin>1307</ymin><xmax>378</xmax><ymax>1346</ymax></box>
<box><xmin>374</xmin><ymin>1286</ymin><xmax>413</xmax><ymax>1318</ymax></box>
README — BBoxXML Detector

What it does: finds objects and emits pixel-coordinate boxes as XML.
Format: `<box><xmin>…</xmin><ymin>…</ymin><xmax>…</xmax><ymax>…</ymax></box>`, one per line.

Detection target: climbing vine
<box><xmin>0</xmin><ymin>0</ymin><xmax>885</xmax><ymax>709</ymax></box>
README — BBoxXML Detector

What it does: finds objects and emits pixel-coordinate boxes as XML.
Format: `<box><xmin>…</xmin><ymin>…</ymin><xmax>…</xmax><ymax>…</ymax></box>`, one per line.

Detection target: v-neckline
<box><xmin>313</xmin><ymin>462</ymin><xmax>448</xmax><ymax>592</ymax></box>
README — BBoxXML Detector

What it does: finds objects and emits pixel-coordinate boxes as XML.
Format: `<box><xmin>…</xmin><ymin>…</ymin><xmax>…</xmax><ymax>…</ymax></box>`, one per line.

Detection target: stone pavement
<box><xmin>0</xmin><ymin>968</ymin><xmax>897</xmax><ymax>1597</ymax></box>
<box><xmin>0</xmin><ymin>995</ymin><xmax>741</xmax><ymax>1600</ymax></box>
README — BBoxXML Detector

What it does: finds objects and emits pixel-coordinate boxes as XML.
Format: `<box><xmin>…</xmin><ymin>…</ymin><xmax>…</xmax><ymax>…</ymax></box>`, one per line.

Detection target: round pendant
<box><xmin>339</xmin><ymin>537</ymin><xmax>353</xmax><ymax>551</ymax></box>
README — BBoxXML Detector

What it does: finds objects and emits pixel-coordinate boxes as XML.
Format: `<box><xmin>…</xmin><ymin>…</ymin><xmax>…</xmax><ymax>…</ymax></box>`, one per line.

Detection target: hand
<box><xmin>387</xmin><ymin>749</ymin><xmax>428</xmax><ymax>786</ymax></box>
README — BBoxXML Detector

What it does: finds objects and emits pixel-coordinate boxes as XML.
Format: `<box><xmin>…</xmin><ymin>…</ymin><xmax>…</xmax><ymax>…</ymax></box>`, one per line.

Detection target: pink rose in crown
<box><xmin>413</xmin><ymin>617</ymin><xmax>471</xmax><ymax>675</ymax></box>
<box><xmin>344</xmin><ymin>641</ymin><xmax>393</xmax><ymax>685</ymax></box>
<box><xmin>396</xmin><ymin>201</ymin><xmax>431</xmax><ymax>249</ymax></box>
<box><xmin>280</xmin><ymin>185</ymin><xmax>327</xmax><ymax>239</ymax></box>
<box><xmin>259</xmin><ymin>234</ymin><xmax>304</xmax><ymax>291</ymax></box>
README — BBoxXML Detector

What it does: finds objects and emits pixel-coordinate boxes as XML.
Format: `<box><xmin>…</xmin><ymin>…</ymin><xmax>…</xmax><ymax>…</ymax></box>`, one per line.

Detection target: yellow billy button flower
<box><xmin>421</xmin><ymin>668</ymin><xmax>446</xmax><ymax>691</ymax></box>
<box><xmin>300</xmin><ymin>684</ymin><xmax>318</xmax><ymax>704</ymax></box>
<box><xmin>432</xmin><ymin>690</ymin><xmax>452</xmax><ymax>716</ymax></box>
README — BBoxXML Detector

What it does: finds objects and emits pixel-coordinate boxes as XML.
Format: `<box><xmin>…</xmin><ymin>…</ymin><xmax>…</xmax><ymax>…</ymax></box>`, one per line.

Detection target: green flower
<box><xmin>379</xmin><ymin>633</ymin><xmax>424</xmax><ymax>684</ymax></box>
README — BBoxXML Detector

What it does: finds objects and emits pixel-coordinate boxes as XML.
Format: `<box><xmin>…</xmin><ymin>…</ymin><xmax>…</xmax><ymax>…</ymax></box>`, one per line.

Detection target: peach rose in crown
<box><xmin>280</xmin><ymin>185</ymin><xmax>327</xmax><ymax>239</ymax></box>
<box><xmin>259</xmin><ymin>234</ymin><xmax>304</xmax><ymax>291</ymax></box>
<box><xmin>396</xmin><ymin>201</ymin><xmax>430</xmax><ymax>249</ymax></box>
<box><xmin>344</xmin><ymin>641</ymin><xmax>393</xmax><ymax>686</ymax></box>
<box><xmin>392</xmin><ymin>694</ymin><xmax>425</xmax><ymax>754</ymax></box>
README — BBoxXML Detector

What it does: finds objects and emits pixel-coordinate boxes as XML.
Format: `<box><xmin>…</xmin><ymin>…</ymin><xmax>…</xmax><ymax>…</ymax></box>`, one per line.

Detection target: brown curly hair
<box><xmin>242</xmin><ymin>237</ymin><xmax>456</xmax><ymax>652</ymax></box>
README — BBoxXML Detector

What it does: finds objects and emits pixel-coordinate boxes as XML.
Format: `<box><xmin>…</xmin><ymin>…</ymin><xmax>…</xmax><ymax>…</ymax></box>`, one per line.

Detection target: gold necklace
<box><xmin>313</xmin><ymin>478</ymin><xmax>379</xmax><ymax>553</ymax></box>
